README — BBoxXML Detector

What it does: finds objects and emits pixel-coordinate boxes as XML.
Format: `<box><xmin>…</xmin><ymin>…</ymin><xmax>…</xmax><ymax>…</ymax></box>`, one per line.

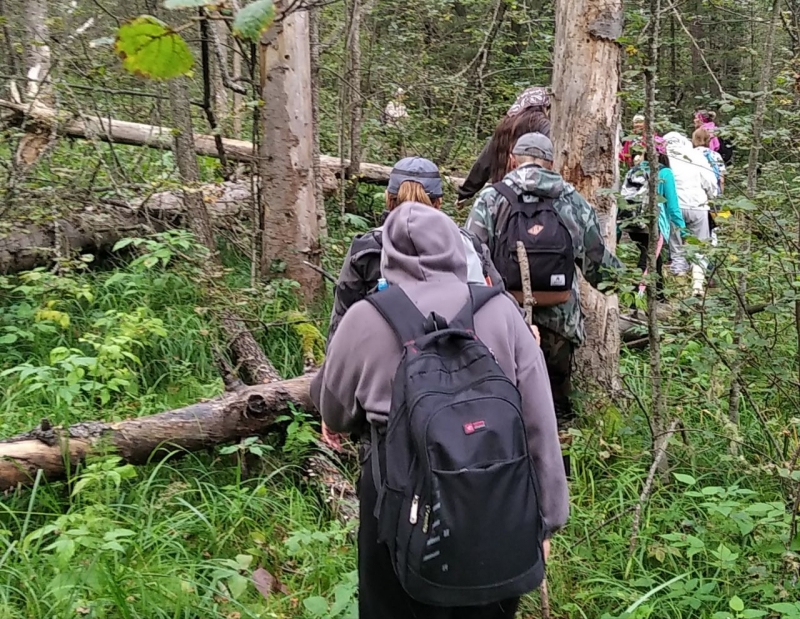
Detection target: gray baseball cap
<box><xmin>512</xmin><ymin>132</ymin><xmax>554</xmax><ymax>162</ymax></box>
<box><xmin>387</xmin><ymin>157</ymin><xmax>443</xmax><ymax>198</ymax></box>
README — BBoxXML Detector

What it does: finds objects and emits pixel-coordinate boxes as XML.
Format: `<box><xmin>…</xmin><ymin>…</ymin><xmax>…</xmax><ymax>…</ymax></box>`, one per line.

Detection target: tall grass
<box><xmin>0</xmin><ymin>228</ymin><xmax>797</xmax><ymax>619</ymax></box>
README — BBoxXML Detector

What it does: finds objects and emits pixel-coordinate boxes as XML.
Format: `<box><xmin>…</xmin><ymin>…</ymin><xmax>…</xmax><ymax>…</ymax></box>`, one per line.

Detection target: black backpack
<box><xmin>619</xmin><ymin>163</ymin><xmax>651</xmax><ymax>231</ymax></box>
<box><xmin>717</xmin><ymin>135</ymin><xmax>734</xmax><ymax>166</ymax></box>
<box><xmin>491</xmin><ymin>182</ymin><xmax>574</xmax><ymax>306</ymax></box>
<box><xmin>365</xmin><ymin>284</ymin><xmax>544</xmax><ymax>607</ymax></box>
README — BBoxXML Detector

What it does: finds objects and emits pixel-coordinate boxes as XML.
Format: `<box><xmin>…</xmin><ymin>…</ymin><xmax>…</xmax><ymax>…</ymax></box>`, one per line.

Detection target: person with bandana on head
<box><xmin>456</xmin><ymin>87</ymin><xmax>552</xmax><ymax>206</ymax></box>
<box><xmin>693</xmin><ymin>109</ymin><xmax>734</xmax><ymax>165</ymax></box>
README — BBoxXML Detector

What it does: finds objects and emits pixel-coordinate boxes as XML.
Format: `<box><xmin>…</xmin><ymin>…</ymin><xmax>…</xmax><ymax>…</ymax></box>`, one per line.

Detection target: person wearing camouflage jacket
<box><xmin>465</xmin><ymin>133</ymin><xmax>622</xmax><ymax>431</ymax></box>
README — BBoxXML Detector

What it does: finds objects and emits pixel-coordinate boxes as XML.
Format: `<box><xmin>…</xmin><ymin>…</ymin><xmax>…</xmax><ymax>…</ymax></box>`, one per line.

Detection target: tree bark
<box><xmin>232</xmin><ymin>46</ymin><xmax>243</xmax><ymax>138</ymax></box>
<box><xmin>309</xmin><ymin>5</ymin><xmax>328</xmax><ymax>238</ymax></box>
<box><xmin>644</xmin><ymin>0</ymin><xmax>669</xmax><ymax>472</ymax></box>
<box><xmin>0</xmin><ymin>376</ymin><xmax>313</xmax><ymax>491</ymax></box>
<box><xmin>551</xmin><ymin>0</ymin><xmax>622</xmax><ymax>394</ymax></box>
<box><xmin>727</xmin><ymin>0</ymin><xmax>781</xmax><ymax>425</ymax></box>
<box><xmin>23</xmin><ymin>0</ymin><xmax>51</xmax><ymax>103</ymax></box>
<box><xmin>169</xmin><ymin>77</ymin><xmax>280</xmax><ymax>386</ymax></box>
<box><xmin>211</xmin><ymin>19</ymin><xmax>230</xmax><ymax>132</ymax></box>
<box><xmin>344</xmin><ymin>0</ymin><xmax>364</xmax><ymax>212</ymax></box>
<box><xmin>258</xmin><ymin>5</ymin><xmax>323</xmax><ymax>302</ymax></box>
<box><xmin>169</xmin><ymin>77</ymin><xmax>217</xmax><ymax>253</ymax></box>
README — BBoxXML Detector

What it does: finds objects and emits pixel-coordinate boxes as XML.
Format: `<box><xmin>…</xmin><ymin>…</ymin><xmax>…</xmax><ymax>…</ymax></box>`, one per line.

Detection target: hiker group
<box><xmin>618</xmin><ymin>110</ymin><xmax>731</xmax><ymax>299</ymax></box>
<box><xmin>312</xmin><ymin>87</ymin><xmax>727</xmax><ymax>618</ymax></box>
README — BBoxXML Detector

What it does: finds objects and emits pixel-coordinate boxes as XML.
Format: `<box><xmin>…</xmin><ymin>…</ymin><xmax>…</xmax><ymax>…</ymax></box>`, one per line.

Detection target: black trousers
<box><xmin>628</xmin><ymin>230</ymin><xmax>665</xmax><ymax>300</ymax></box>
<box><xmin>536</xmin><ymin>326</ymin><xmax>575</xmax><ymax>431</ymax></box>
<box><xmin>358</xmin><ymin>457</ymin><xmax>521</xmax><ymax>619</ymax></box>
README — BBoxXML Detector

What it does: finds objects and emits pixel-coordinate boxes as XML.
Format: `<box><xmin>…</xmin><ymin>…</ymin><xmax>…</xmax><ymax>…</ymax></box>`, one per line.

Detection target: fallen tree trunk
<box><xmin>0</xmin><ymin>182</ymin><xmax>251</xmax><ymax>273</ymax></box>
<box><xmin>0</xmin><ymin>375</ymin><xmax>313</xmax><ymax>491</ymax></box>
<box><xmin>0</xmin><ymin>99</ymin><xmax>466</xmax><ymax>190</ymax></box>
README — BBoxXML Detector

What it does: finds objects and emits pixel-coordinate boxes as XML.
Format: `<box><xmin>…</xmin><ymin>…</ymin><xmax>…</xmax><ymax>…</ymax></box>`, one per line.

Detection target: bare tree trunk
<box><xmin>258</xmin><ymin>5</ymin><xmax>323</xmax><ymax>303</ymax></box>
<box><xmin>169</xmin><ymin>77</ymin><xmax>280</xmax><ymax>385</ymax></box>
<box><xmin>169</xmin><ymin>77</ymin><xmax>216</xmax><ymax>253</ymax></box>
<box><xmin>644</xmin><ymin>0</ymin><xmax>669</xmax><ymax>471</ymax></box>
<box><xmin>689</xmin><ymin>0</ymin><xmax>703</xmax><ymax>94</ymax></box>
<box><xmin>211</xmin><ymin>19</ymin><xmax>230</xmax><ymax>132</ymax></box>
<box><xmin>344</xmin><ymin>0</ymin><xmax>364</xmax><ymax>212</ymax></box>
<box><xmin>309</xmin><ymin>4</ymin><xmax>328</xmax><ymax>238</ymax></box>
<box><xmin>551</xmin><ymin>0</ymin><xmax>622</xmax><ymax>394</ymax></box>
<box><xmin>727</xmin><ymin>0</ymin><xmax>781</xmax><ymax>424</ymax></box>
<box><xmin>0</xmin><ymin>0</ymin><xmax>20</xmax><ymax>78</ymax></box>
<box><xmin>23</xmin><ymin>0</ymin><xmax>51</xmax><ymax>103</ymax></box>
<box><xmin>232</xmin><ymin>45</ymin><xmax>243</xmax><ymax>138</ymax></box>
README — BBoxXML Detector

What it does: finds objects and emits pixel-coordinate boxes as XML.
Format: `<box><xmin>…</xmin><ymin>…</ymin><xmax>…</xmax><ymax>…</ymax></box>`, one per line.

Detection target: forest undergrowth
<box><xmin>1</xmin><ymin>174</ymin><xmax>799</xmax><ymax>619</ymax></box>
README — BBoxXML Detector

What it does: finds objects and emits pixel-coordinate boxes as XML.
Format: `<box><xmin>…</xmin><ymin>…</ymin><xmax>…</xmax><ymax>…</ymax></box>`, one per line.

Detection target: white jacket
<box><xmin>664</xmin><ymin>132</ymin><xmax>718</xmax><ymax>210</ymax></box>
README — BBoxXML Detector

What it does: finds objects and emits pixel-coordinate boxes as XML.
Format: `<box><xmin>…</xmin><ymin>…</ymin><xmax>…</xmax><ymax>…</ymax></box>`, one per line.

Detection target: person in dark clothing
<box><xmin>456</xmin><ymin>87</ymin><xmax>551</xmax><ymax>204</ymax></box>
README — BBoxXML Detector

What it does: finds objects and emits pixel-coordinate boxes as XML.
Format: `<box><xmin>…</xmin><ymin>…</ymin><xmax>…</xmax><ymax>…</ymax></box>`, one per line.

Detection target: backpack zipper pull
<box><xmin>409</xmin><ymin>495</ymin><xmax>419</xmax><ymax>524</ymax></box>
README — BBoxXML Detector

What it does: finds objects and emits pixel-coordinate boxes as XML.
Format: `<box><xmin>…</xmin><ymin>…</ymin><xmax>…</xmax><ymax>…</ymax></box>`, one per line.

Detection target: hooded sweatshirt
<box><xmin>326</xmin><ymin>212</ymin><xmax>504</xmax><ymax>345</ymax></box>
<box><xmin>663</xmin><ymin>131</ymin><xmax>718</xmax><ymax>211</ymax></box>
<box><xmin>312</xmin><ymin>203</ymin><xmax>569</xmax><ymax>537</ymax></box>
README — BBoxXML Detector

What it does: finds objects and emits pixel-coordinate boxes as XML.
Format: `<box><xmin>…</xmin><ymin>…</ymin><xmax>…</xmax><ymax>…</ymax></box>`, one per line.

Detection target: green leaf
<box><xmin>729</xmin><ymin>596</ymin><xmax>744</xmax><ymax>612</ymax></box>
<box><xmin>0</xmin><ymin>333</ymin><xmax>18</xmax><ymax>344</ymax></box>
<box><xmin>673</xmin><ymin>473</ymin><xmax>697</xmax><ymax>486</ymax></box>
<box><xmin>768</xmin><ymin>603</ymin><xmax>800</xmax><ymax>616</ymax></box>
<box><xmin>741</xmin><ymin>611</ymin><xmax>768</xmax><ymax>618</ymax></box>
<box><xmin>303</xmin><ymin>596</ymin><xmax>329</xmax><ymax>617</ymax></box>
<box><xmin>113</xmin><ymin>238</ymin><xmax>135</xmax><ymax>251</ymax></box>
<box><xmin>164</xmin><ymin>0</ymin><xmax>216</xmax><ymax>7</ymax></box>
<box><xmin>115</xmin><ymin>16</ymin><xmax>193</xmax><ymax>80</ymax></box>
<box><xmin>233</xmin><ymin>0</ymin><xmax>275</xmax><ymax>42</ymax></box>
<box><xmin>227</xmin><ymin>573</ymin><xmax>249</xmax><ymax>599</ymax></box>
<box><xmin>330</xmin><ymin>583</ymin><xmax>354</xmax><ymax>616</ymax></box>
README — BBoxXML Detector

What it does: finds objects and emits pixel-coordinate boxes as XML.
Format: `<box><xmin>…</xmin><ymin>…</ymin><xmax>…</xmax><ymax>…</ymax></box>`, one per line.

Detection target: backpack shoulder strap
<box><xmin>365</xmin><ymin>286</ymin><xmax>426</xmax><ymax>344</ymax></box>
<box><xmin>492</xmin><ymin>181</ymin><xmax>521</xmax><ymax>207</ymax></box>
<box><xmin>450</xmin><ymin>284</ymin><xmax>504</xmax><ymax>332</ymax></box>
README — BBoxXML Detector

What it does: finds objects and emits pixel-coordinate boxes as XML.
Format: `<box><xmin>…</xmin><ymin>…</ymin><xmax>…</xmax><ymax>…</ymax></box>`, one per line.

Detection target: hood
<box><xmin>663</xmin><ymin>131</ymin><xmax>692</xmax><ymax>157</ymax></box>
<box><xmin>505</xmin><ymin>164</ymin><xmax>564</xmax><ymax>198</ymax></box>
<box><xmin>381</xmin><ymin>202</ymin><xmax>468</xmax><ymax>286</ymax></box>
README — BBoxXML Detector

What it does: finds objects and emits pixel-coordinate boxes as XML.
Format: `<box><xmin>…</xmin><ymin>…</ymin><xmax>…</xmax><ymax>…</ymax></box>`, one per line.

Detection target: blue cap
<box><xmin>387</xmin><ymin>157</ymin><xmax>443</xmax><ymax>199</ymax></box>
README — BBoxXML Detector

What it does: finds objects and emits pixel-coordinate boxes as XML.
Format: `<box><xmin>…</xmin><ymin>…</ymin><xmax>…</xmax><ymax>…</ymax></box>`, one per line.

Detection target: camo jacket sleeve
<box><xmin>465</xmin><ymin>187</ymin><xmax>498</xmax><ymax>252</ymax></box>
<box><xmin>566</xmin><ymin>188</ymin><xmax>624</xmax><ymax>289</ymax></box>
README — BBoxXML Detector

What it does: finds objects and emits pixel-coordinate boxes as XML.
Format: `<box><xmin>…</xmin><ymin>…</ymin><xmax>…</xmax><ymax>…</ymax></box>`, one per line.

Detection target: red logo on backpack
<box><xmin>463</xmin><ymin>420</ymin><xmax>487</xmax><ymax>435</ymax></box>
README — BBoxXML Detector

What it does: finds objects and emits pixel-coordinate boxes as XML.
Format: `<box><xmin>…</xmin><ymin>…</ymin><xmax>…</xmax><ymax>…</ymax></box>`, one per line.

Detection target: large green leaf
<box><xmin>164</xmin><ymin>0</ymin><xmax>216</xmax><ymax>7</ymax></box>
<box><xmin>233</xmin><ymin>0</ymin><xmax>275</xmax><ymax>42</ymax></box>
<box><xmin>115</xmin><ymin>16</ymin><xmax>193</xmax><ymax>80</ymax></box>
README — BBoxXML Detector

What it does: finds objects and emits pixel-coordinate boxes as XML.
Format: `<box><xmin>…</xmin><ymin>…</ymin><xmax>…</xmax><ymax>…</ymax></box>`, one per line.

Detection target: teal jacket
<box><xmin>655</xmin><ymin>166</ymin><xmax>685</xmax><ymax>239</ymax></box>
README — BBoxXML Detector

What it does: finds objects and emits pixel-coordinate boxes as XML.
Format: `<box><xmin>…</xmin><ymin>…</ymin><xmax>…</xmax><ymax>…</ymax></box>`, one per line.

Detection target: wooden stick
<box><xmin>516</xmin><ymin>239</ymin><xmax>550</xmax><ymax>618</ymax></box>
<box><xmin>516</xmin><ymin>241</ymin><xmax>534</xmax><ymax>324</ymax></box>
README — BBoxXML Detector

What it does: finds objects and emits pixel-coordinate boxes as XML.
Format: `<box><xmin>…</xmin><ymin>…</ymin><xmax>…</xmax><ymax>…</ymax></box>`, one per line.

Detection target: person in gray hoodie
<box><xmin>312</xmin><ymin>202</ymin><xmax>568</xmax><ymax>619</ymax></box>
